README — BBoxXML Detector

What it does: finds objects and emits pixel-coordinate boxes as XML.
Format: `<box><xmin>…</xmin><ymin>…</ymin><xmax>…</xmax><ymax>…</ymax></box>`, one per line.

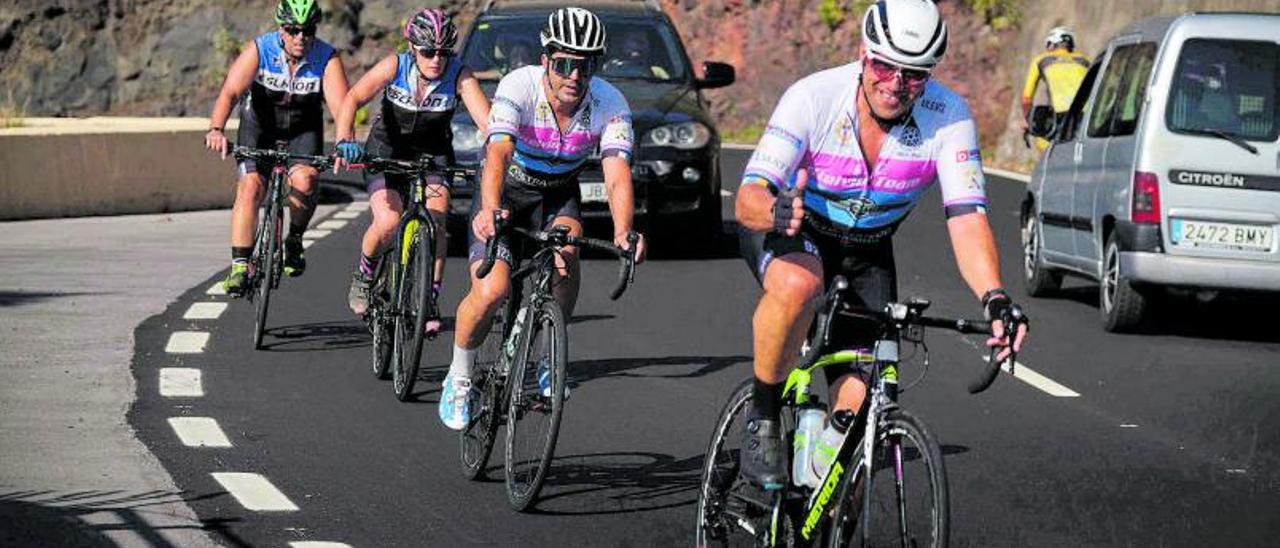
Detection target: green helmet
<box><xmin>275</xmin><ymin>0</ymin><xmax>322</xmax><ymax>26</ymax></box>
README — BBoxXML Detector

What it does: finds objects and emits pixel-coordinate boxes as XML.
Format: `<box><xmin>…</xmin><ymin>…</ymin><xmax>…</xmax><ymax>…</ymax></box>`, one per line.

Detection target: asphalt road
<box><xmin>129</xmin><ymin>149</ymin><xmax>1280</xmax><ymax>547</ymax></box>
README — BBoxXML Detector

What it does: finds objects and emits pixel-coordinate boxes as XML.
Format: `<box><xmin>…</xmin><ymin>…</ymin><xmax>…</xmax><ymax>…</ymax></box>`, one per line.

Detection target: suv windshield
<box><xmin>463</xmin><ymin>16</ymin><xmax>690</xmax><ymax>83</ymax></box>
<box><xmin>1167</xmin><ymin>38</ymin><xmax>1280</xmax><ymax>142</ymax></box>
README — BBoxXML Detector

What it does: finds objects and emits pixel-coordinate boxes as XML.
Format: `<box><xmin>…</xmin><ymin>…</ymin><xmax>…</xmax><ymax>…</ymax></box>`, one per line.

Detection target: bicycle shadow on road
<box><xmin>259</xmin><ymin>320</ymin><xmax>370</xmax><ymax>352</ymax></box>
<box><xmin>523</xmin><ymin>450</ymin><xmax>702</xmax><ymax>516</ymax></box>
<box><xmin>1034</xmin><ymin>282</ymin><xmax>1280</xmax><ymax>342</ymax></box>
<box><xmin>0</xmin><ymin>489</ymin><xmax>252</xmax><ymax>548</ymax></box>
<box><xmin>567</xmin><ymin>354</ymin><xmax>752</xmax><ymax>387</ymax></box>
<box><xmin>0</xmin><ymin>290</ymin><xmax>101</xmax><ymax>308</ymax></box>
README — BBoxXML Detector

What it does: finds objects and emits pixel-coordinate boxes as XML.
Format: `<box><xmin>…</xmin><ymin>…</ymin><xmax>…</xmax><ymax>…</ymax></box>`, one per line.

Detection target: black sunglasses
<box><xmin>548</xmin><ymin>56</ymin><xmax>598</xmax><ymax>78</ymax></box>
<box><xmin>415</xmin><ymin>47</ymin><xmax>452</xmax><ymax>59</ymax></box>
<box><xmin>282</xmin><ymin>25</ymin><xmax>316</xmax><ymax>37</ymax></box>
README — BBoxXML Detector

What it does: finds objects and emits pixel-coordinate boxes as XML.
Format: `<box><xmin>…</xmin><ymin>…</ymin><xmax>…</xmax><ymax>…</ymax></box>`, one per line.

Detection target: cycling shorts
<box><xmin>235</xmin><ymin>112</ymin><xmax>323</xmax><ymax>178</ymax></box>
<box><xmin>467</xmin><ymin>171</ymin><xmax>582</xmax><ymax>265</ymax></box>
<box><xmin>739</xmin><ymin>225</ymin><xmax>898</xmax><ymax>383</ymax></box>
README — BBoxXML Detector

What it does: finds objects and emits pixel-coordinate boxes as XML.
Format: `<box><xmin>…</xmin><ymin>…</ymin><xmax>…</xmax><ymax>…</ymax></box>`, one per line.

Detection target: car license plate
<box><xmin>1170</xmin><ymin>219</ymin><xmax>1274</xmax><ymax>251</ymax></box>
<box><xmin>580</xmin><ymin>182</ymin><xmax>608</xmax><ymax>203</ymax></box>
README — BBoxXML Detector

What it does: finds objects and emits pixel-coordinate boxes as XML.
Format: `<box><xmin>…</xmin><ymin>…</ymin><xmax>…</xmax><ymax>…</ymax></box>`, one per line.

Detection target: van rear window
<box><xmin>1167</xmin><ymin>39</ymin><xmax>1280</xmax><ymax>142</ymax></box>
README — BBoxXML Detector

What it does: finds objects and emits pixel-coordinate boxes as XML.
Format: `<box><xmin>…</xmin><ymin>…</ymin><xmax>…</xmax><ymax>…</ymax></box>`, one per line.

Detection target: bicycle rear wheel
<box><xmin>459</xmin><ymin>293</ymin><xmax>516</xmax><ymax>480</ymax></box>
<box><xmin>392</xmin><ymin>220</ymin><xmax>433</xmax><ymax>401</ymax></box>
<box><xmin>504</xmin><ymin>298</ymin><xmax>566</xmax><ymax>512</ymax></box>
<box><xmin>252</xmin><ymin>193</ymin><xmax>282</xmax><ymax>350</ymax></box>
<box><xmin>369</xmin><ymin>256</ymin><xmax>394</xmax><ymax>380</ymax></box>
<box><xmin>828</xmin><ymin>409</ymin><xmax>948</xmax><ymax>548</ymax></box>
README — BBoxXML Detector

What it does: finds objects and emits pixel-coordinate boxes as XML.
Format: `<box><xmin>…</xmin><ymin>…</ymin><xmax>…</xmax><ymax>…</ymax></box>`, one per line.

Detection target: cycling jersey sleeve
<box><xmin>741</xmin><ymin>82</ymin><xmax>814</xmax><ymax>192</ymax></box>
<box><xmin>597</xmin><ymin>90</ymin><xmax>634</xmax><ymax>162</ymax></box>
<box><xmin>487</xmin><ymin>70</ymin><xmax>526</xmax><ymax>143</ymax></box>
<box><xmin>1021</xmin><ymin>54</ymin><xmax>1044</xmax><ymax>102</ymax></box>
<box><xmin>935</xmin><ymin>102</ymin><xmax>988</xmax><ymax>218</ymax></box>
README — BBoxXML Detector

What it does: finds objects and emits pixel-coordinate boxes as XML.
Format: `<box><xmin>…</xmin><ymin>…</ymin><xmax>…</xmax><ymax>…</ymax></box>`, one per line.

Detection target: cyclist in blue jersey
<box><xmin>205</xmin><ymin>0</ymin><xmax>349</xmax><ymax>294</ymax></box>
<box><xmin>438</xmin><ymin>7</ymin><xmax>646</xmax><ymax>430</ymax></box>
<box><xmin>332</xmin><ymin>9</ymin><xmax>491</xmax><ymax>325</ymax></box>
<box><xmin>735</xmin><ymin>0</ymin><xmax>1029</xmax><ymax>490</ymax></box>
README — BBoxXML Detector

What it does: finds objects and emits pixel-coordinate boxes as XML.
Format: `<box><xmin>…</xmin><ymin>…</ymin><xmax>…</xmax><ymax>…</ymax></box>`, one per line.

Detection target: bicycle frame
<box><xmin>777</xmin><ymin>276</ymin><xmax>1001</xmax><ymax>546</ymax></box>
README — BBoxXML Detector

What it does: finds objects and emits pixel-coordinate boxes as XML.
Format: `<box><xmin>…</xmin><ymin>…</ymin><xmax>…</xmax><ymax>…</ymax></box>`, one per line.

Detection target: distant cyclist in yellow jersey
<box><xmin>1020</xmin><ymin>27</ymin><xmax>1089</xmax><ymax>150</ymax></box>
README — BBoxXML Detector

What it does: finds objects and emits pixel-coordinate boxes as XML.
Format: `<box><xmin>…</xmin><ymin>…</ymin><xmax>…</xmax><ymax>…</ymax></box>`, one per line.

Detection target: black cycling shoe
<box><xmin>284</xmin><ymin>236</ymin><xmax>306</xmax><ymax>277</ymax></box>
<box><xmin>739</xmin><ymin>415</ymin><xmax>787</xmax><ymax>491</ymax></box>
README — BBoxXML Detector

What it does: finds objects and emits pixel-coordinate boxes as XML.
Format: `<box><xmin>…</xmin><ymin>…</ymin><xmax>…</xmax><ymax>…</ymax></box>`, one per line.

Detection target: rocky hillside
<box><xmin>2</xmin><ymin>0</ymin><xmax>1277</xmax><ymax>170</ymax></box>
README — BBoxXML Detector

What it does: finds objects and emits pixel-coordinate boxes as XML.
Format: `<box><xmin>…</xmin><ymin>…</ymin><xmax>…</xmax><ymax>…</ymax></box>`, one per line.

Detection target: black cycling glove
<box><xmin>982</xmin><ymin>288</ymin><xmax>1029</xmax><ymax>328</ymax></box>
<box><xmin>771</xmin><ymin>185</ymin><xmax>805</xmax><ymax>234</ymax></box>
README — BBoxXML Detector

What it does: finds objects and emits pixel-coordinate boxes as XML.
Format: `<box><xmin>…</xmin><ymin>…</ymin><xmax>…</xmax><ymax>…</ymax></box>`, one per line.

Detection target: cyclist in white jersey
<box><xmin>438</xmin><ymin>7</ymin><xmax>647</xmax><ymax>430</ymax></box>
<box><xmin>735</xmin><ymin>0</ymin><xmax>1029</xmax><ymax>490</ymax></box>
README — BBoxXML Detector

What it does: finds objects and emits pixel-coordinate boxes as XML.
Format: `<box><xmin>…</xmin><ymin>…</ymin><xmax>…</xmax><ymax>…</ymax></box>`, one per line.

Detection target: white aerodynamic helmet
<box><xmin>540</xmin><ymin>7</ymin><xmax>606</xmax><ymax>55</ymax></box>
<box><xmin>1045</xmin><ymin>26</ymin><xmax>1076</xmax><ymax>48</ymax></box>
<box><xmin>861</xmin><ymin>0</ymin><xmax>948</xmax><ymax>69</ymax></box>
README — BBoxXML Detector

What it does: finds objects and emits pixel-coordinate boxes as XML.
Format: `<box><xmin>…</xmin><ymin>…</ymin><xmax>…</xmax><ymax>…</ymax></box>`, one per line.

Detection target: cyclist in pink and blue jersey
<box><xmin>735</xmin><ymin>0</ymin><xmax>1029</xmax><ymax>490</ymax></box>
<box><xmin>439</xmin><ymin>7</ymin><xmax>646</xmax><ymax>430</ymax></box>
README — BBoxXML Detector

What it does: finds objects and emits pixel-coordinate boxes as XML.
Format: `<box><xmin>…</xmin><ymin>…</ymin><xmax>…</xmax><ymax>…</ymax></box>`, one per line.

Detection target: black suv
<box><xmin>448</xmin><ymin>0</ymin><xmax>735</xmax><ymax>242</ymax></box>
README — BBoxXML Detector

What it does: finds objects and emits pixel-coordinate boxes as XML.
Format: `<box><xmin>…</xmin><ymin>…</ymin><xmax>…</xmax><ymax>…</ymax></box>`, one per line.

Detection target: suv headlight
<box><xmin>452</xmin><ymin>122</ymin><xmax>484</xmax><ymax>153</ymax></box>
<box><xmin>643</xmin><ymin>122</ymin><xmax>711</xmax><ymax>150</ymax></box>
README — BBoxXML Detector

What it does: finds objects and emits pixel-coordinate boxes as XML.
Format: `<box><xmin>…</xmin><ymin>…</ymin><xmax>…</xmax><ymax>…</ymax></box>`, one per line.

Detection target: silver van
<box><xmin>1022</xmin><ymin>12</ymin><xmax>1280</xmax><ymax>332</ymax></box>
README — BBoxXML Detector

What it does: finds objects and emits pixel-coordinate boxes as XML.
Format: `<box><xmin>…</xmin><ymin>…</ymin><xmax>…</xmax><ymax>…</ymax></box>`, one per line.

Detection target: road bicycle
<box><xmin>231</xmin><ymin>143</ymin><xmax>333</xmax><ymax>350</ymax></box>
<box><xmin>355</xmin><ymin>154</ymin><xmax>474</xmax><ymax>401</ymax></box>
<box><xmin>460</xmin><ymin>211</ymin><xmax>637</xmax><ymax>511</ymax></box>
<box><xmin>696</xmin><ymin>275</ymin><xmax>1024</xmax><ymax>547</ymax></box>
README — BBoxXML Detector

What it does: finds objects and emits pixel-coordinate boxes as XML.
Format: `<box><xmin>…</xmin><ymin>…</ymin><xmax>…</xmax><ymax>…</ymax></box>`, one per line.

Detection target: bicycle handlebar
<box><xmin>965</xmin><ymin>306</ymin><xmax>1025</xmax><ymax>394</ymax></box>
<box><xmin>829</xmin><ymin>279</ymin><xmax>1022</xmax><ymax>395</ymax></box>
<box><xmin>232</xmin><ymin>145</ymin><xmax>335</xmax><ymax>171</ymax></box>
<box><xmin>348</xmin><ymin>154</ymin><xmax>476</xmax><ymax>179</ymax></box>
<box><xmin>476</xmin><ymin>210</ymin><xmax>637</xmax><ymax>300</ymax></box>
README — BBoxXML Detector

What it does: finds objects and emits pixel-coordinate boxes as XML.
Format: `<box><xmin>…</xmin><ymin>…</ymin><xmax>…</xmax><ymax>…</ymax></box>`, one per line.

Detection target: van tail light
<box><xmin>1132</xmin><ymin>171</ymin><xmax>1161</xmax><ymax>224</ymax></box>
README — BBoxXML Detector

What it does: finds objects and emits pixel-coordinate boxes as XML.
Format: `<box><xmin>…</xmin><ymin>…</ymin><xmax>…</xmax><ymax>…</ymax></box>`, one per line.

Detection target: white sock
<box><xmin>449</xmin><ymin>345</ymin><xmax>475</xmax><ymax>379</ymax></box>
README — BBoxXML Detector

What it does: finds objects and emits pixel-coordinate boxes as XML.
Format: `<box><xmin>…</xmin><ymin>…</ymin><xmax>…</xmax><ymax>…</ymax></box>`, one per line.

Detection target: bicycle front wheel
<box><xmin>459</xmin><ymin>294</ymin><xmax>514</xmax><ymax>480</ymax></box>
<box><xmin>369</xmin><ymin>256</ymin><xmax>394</xmax><ymax>380</ymax></box>
<box><xmin>828</xmin><ymin>409</ymin><xmax>949</xmax><ymax>548</ymax></box>
<box><xmin>392</xmin><ymin>221</ymin><xmax>433</xmax><ymax>401</ymax></box>
<box><xmin>252</xmin><ymin>196</ymin><xmax>282</xmax><ymax>350</ymax></box>
<box><xmin>504</xmin><ymin>299</ymin><xmax>566</xmax><ymax>512</ymax></box>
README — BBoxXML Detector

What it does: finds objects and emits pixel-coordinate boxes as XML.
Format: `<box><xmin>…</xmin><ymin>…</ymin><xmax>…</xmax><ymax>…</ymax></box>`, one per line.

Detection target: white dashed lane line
<box><xmin>999</xmin><ymin>359</ymin><xmax>1081</xmax><ymax>398</ymax></box>
<box><xmin>304</xmin><ymin>229</ymin><xmax>333</xmax><ymax>240</ymax></box>
<box><xmin>211</xmin><ymin>473</ymin><xmax>299</xmax><ymax>512</ymax></box>
<box><xmin>291</xmin><ymin>543</ymin><xmax>354</xmax><ymax>548</ymax></box>
<box><xmin>159</xmin><ymin>368</ymin><xmax>203</xmax><ymax>397</ymax></box>
<box><xmin>165</xmin><ymin>331</ymin><xmax>209</xmax><ymax>354</ymax></box>
<box><xmin>183</xmin><ymin>302</ymin><xmax>227</xmax><ymax>320</ymax></box>
<box><xmin>206</xmin><ymin>282</ymin><xmax>227</xmax><ymax>296</ymax></box>
<box><xmin>332</xmin><ymin>210</ymin><xmax>361</xmax><ymax>220</ymax></box>
<box><xmin>167</xmin><ymin>417</ymin><xmax>232</xmax><ymax>447</ymax></box>
<box><xmin>315</xmin><ymin>220</ymin><xmax>347</xmax><ymax>231</ymax></box>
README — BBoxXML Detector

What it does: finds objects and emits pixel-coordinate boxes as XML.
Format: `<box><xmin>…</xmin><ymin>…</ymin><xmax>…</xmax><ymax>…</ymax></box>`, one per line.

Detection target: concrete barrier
<box><xmin>0</xmin><ymin>118</ymin><xmax>242</xmax><ymax>221</ymax></box>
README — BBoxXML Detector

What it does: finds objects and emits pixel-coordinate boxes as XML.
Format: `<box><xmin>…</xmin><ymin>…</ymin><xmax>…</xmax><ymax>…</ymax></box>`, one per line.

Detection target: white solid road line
<box><xmin>183</xmin><ymin>302</ymin><xmax>228</xmax><ymax>320</ymax></box>
<box><xmin>316</xmin><ymin>220</ymin><xmax>347</xmax><ymax>231</ymax></box>
<box><xmin>290</xmin><ymin>543</ymin><xmax>354</xmax><ymax>548</ymax></box>
<box><xmin>206</xmin><ymin>282</ymin><xmax>227</xmax><ymax>296</ymax></box>
<box><xmin>167</xmin><ymin>417</ymin><xmax>232</xmax><ymax>447</ymax></box>
<box><xmin>159</xmin><ymin>368</ymin><xmax>203</xmax><ymax>397</ymax></box>
<box><xmin>984</xmin><ymin>166</ymin><xmax>1032</xmax><ymax>183</ymax></box>
<box><xmin>165</xmin><ymin>331</ymin><xmax>209</xmax><ymax>354</ymax></box>
<box><xmin>1001</xmin><ymin>360</ymin><xmax>1080</xmax><ymax>398</ymax></box>
<box><xmin>211</xmin><ymin>473</ymin><xmax>299</xmax><ymax>511</ymax></box>
<box><xmin>332</xmin><ymin>210</ymin><xmax>361</xmax><ymax>220</ymax></box>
